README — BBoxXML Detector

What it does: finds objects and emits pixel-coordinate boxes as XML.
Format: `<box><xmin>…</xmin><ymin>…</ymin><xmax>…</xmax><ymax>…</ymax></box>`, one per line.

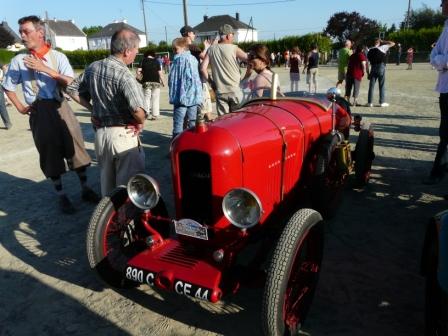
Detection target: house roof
<box><xmin>45</xmin><ymin>19</ymin><xmax>85</xmax><ymax>37</ymax></box>
<box><xmin>89</xmin><ymin>21</ymin><xmax>145</xmax><ymax>38</ymax></box>
<box><xmin>0</xmin><ymin>21</ymin><xmax>20</xmax><ymax>43</ymax></box>
<box><xmin>193</xmin><ymin>15</ymin><xmax>255</xmax><ymax>33</ymax></box>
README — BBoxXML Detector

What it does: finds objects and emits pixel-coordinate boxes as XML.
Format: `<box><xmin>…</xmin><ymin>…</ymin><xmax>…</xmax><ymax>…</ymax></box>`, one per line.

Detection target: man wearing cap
<box><xmin>180</xmin><ymin>25</ymin><xmax>213</xmax><ymax>121</ymax></box>
<box><xmin>200</xmin><ymin>24</ymin><xmax>248</xmax><ymax>115</ymax></box>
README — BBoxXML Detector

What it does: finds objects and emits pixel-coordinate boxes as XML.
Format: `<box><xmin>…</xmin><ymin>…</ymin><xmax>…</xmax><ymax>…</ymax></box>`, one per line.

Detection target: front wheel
<box><xmin>86</xmin><ymin>186</ymin><xmax>168</xmax><ymax>288</ymax></box>
<box><xmin>262</xmin><ymin>209</ymin><xmax>324</xmax><ymax>335</ymax></box>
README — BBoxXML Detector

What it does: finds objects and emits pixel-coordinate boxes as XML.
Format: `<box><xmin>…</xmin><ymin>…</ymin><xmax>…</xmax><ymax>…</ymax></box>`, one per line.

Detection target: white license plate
<box><xmin>174</xmin><ymin>219</ymin><xmax>208</xmax><ymax>240</ymax></box>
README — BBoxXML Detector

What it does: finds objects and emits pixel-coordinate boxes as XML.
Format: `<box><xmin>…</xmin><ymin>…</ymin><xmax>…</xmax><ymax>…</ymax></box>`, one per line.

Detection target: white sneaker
<box><xmin>380</xmin><ymin>102</ymin><xmax>389</xmax><ymax>107</ymax></box>
<box><xmin>365</xmin><ymin>103</ymin><xmax>373</xmax><ymax>107</ymax></box>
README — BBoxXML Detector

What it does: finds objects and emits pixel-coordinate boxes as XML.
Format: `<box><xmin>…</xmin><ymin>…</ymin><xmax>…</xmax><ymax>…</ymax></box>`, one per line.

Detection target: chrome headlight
<box><xmin>127</xmin><ymin>174</ymin><xmax>160</xmax><ymax>210</ymax></box>
<box><xmin>326</xmin><ymin>87</ymin><xmax>341</xmax><ymax>101</ymax></box>
<box><xmin>222</xmin><ymin>188</ymin><xmax>262</xmax><ymax>229</ymax></box>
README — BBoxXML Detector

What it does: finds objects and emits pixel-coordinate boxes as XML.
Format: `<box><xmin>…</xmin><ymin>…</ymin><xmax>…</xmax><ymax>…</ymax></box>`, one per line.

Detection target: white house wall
<box><xmin>235</xmin><ymin>29</ymin><xmax>258</xmax><ymax>43</ymax></box>
<box><xmin>88</xmin><ymin>34</ymin><xmax>147</xmax><ymax>50</ymax></box>
<box><xmin>55</xmin><ymin>36</ymin><xmax>88</xmax><ymax>51</ymax></box>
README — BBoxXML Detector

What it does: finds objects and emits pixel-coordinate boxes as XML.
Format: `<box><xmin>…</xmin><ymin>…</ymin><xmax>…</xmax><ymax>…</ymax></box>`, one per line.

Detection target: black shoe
<box><xmin>423</xmin><ymin>175</ymin><xmax>443</xmax><ymax>185</ymax></box>
<box><xmin>82</xmin><ymin>186</ymin><xmax>101</xmax><ymax>203</ymax></box>
<box><xmin>59</xmin><ymin>195</ymin><xmax>76</xmax><ymax>214</ymax></box>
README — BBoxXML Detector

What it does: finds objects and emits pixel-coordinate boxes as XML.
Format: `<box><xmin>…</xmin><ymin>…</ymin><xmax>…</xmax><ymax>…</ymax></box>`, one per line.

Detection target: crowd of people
<box><xmin>1</xmin><ymin>12</ymin><xmax>447</xmax><ymax>214</ymax></box>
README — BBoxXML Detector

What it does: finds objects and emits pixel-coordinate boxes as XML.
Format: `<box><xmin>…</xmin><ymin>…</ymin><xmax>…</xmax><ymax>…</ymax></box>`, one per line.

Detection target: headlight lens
<box><xmin>127</xmin><ymin>174</ymin><xmax>160</xmax><ymax>210</ymax></box>
<box><xmin>222</xmin><ymin>188</ymin><xmax>262</xmax><ymax>229</ymax></box>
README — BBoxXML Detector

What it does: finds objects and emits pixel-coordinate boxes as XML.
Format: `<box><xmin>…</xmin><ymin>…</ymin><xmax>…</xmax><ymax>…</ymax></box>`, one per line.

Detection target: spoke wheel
<box><xmin>354</xmin><ymin>129</ymin><xmax>374</xmax><ymax>186</ymax></box>
<box><xmin>86</xmin><ymin>186</ymin><xmax>167</xmax><ymax>288</ymax></box>
<box><xmin>262</xmin><ymin>209</ymin><xmax>324</xmax><ymax>336</ymax></box>
<box><xmin>312</xmin><ymin>134</ymin><xmax>345</xmax><ymax>218</ymax></box>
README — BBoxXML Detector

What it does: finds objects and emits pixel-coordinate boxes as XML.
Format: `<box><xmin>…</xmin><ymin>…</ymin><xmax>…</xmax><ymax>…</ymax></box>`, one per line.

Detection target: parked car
<box><xmin>422</xmin><ymin>209</ymin><xmax>448</xmax><ymax>336</ymax></box>
<box><xmin>86</xmin><ymin>85</ymin><xmax>374</xmax><ymax>335</ymax></box>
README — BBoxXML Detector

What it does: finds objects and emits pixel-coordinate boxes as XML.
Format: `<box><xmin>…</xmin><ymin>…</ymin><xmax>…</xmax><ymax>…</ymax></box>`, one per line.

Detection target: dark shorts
<box><xmin>30</xmin><ymin>99</ymin><xmax>91</xmax><ymax>177</ymax></box>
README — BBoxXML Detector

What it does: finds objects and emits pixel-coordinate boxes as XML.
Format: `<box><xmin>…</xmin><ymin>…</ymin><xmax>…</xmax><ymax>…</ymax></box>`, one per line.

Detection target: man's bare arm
<box><xmin>200</xmin><ymin>54</ymin><xmax>210</xmax><ymax>81</ymax></box>
<box><xmin>4</xmin><ymin>89</ymin><xmax>30</xmax><ymax>114</ymax></box>
<box><xmin>236</xmin><ymin>48</ymin><xmax>248</xmax><ymax>62</ymax></box>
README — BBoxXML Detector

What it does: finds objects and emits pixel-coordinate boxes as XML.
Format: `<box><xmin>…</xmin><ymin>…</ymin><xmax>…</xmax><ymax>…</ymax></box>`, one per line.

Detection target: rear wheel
<box><xmin>262</xmin><ymin>209</ymin><xmax>324</xmax><ymax>335</ymax></box>
<box><xmin>86</xmin><ymin>186</ymin><xmax>168</xmax><ymax>288</ymax></box>
<box><xmin>354</xmin><ymin>129</ymin><xmax>374</xmax><ymax>186</ymax></box>
<box><xmin>312</xmin><ymin>134</ymin><xmax>345</xmax><ymax>218</ymax></box>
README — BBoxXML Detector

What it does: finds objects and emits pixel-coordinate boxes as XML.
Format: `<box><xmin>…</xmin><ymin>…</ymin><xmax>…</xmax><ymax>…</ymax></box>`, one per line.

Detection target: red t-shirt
<box><xmin>347</xmin><ymin>52</ymin><xmax>367</xmax><ymax>81</ymax></box>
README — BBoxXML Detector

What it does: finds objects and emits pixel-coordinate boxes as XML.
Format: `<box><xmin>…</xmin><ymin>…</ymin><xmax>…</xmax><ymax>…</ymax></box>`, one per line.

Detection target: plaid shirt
<box><xmin>68</xmin><ymin>55</ymin><xmax>146</xmax><ymax>126</ymax></box>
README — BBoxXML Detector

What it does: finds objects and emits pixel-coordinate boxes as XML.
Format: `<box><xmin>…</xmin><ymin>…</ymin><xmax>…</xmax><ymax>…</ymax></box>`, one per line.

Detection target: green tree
<box><xmin>82</xmin><ymin>25</ymin><xmax>103</xmax><ymax>36</ymax></box>
<box><xmin>323</xmin><ymin>11</ymin><xmax>381</xmax><ymax>46</ymax></box>
<box><xmin>401</xmin><ymin>5</ymin><xmax>444</xmax><ymax>30</ymax></box>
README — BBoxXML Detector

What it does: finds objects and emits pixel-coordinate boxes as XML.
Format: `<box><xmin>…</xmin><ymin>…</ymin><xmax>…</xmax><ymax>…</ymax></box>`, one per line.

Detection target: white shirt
<box><xmin>431</xmin><ymin>19</ymin><xmax>448</xmax><ymax>93</ymax></box>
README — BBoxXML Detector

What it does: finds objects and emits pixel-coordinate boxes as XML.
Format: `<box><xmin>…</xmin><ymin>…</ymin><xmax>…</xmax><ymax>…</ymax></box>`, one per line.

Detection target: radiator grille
<box><xmin>179</xmin><ymin>150</ymin><xmax>213</xmax><ymax>224</ymax></box>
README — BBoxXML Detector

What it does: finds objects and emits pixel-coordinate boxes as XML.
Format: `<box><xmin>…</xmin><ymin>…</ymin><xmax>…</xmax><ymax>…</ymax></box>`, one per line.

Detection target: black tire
<box><xmin>426</xmin><ymin>273</ymin><xmax>448</xmax><ymax>336</ymax></box>
<box><xmin>354</xmin><ymin>129</ymin><xmax>374</xmax><ymax>185</ymax></box>
<box><xmin>423</xmin><ymin>217</ymin><xmax>448</xmax><ymax>336</ymax></box>
<box><xmin>262</xmin><ymin>208</ymin><xmax>324</xmax><ymax>336</ymax></box>
<box><xmin>86</xmin><ymin>186</ymin><xmax>168</xmax><ymax>288</ymax></box>
<box><xmin>312</xmin><ymin>134</ymin><xmax>344</xmax><ymax>218</ymax></box>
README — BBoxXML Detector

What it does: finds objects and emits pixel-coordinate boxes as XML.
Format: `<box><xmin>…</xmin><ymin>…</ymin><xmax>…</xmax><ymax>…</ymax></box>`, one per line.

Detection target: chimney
<box><xmin>203</xmin><ymin>15</ymin><xmax>208</xmax><ymax>22</ymax></box>
<box><xmin>236</xmin><ymin>12</ymin><xmax>240</xmax><ymax>21</ymax></box>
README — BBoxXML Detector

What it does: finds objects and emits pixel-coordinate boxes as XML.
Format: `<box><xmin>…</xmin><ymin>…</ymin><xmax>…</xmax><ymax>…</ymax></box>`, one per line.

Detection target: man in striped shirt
<box><xmin>68</xmin><ymin>29</ymin><xmax>147</xmax><ymax>196</ymax></box>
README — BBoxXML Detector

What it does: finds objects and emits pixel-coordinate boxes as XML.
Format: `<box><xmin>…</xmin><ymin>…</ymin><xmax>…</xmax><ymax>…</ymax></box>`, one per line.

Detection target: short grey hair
<box><xmin>110</xmin><ymin>29</ymin><xmax>140</xmax><ymax>55</ymax></box>
<box><xmin>18</xmin><ymin>15</ymin><xmax>46</xmax><ymax>35</ymax></box>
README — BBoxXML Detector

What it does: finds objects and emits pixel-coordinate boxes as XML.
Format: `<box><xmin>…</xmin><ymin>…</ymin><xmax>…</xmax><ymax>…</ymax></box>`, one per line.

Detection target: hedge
<box><xmin>238</xmin><ymin>33</ymin><xmax>332</xmax><ymax>63</ymax></box>
<box><xmin>386</xmin><ymin>26</ymin><xmax>443</xmax><ymax>62</ymax></box>
<box><xmin>64</xmin><ymin>49</ymin><xmax>110</xmax><ymax>69</ymax></box>
<box><xmin>0</xmin><ymin>49</ymin><xmax>15</xmax><ymax>64</ymax></box>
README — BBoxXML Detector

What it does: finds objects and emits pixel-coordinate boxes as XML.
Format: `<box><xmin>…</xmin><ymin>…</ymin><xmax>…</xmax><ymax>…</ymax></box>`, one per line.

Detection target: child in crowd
<box><xmin>168</xmin><ymin>37</ymin><xmax>202</xmax><ymax>139</ymax></box>
<box><xmin>289</xmin><ymin>47</ymin><xmax>301</xmax><ymax>92</ymax></box>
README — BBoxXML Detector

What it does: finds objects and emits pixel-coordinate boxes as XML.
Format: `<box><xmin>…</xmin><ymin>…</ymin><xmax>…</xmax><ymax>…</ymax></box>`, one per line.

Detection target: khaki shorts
<box><xmin>95</xmin><ymin>126</ymin><xmax>145</xmax><ymax>196</ymax></box>
<box><xmin>306</xmin><ymin>68</ymin><xmax>318</xmax><ymax>84</ymax></box>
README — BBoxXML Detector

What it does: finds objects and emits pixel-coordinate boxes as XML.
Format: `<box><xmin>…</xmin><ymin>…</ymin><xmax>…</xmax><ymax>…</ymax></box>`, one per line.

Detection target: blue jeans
<box><xmin>367</xmin><ymin>63</ymin><xmax>386</xmax><ymax>104</ymax></box>
<box><xmin>172</xmin><ymin>104</ymin><xmax>197</xmax><ymax>138</ymax></box>
<box><xmin>0</xmin><ymin>85</ymin><xmax>11</xmax><ymax>128</ymax></box>
<box><xmin>431</xmin><ymin>93</ymin><xmax>448</xmax><ymax>178</ymax></box>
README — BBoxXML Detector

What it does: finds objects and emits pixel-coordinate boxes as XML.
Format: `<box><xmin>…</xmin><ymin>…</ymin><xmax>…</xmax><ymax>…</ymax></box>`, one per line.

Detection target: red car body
<box><xmin>125</xmin><ymin>96</ymin><xmax>350</xmax><ymax>301</ymax></box>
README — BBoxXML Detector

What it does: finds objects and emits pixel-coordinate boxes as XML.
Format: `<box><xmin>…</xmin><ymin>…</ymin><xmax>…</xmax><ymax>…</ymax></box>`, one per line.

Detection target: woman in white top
<box><xmin>245</xmin><ymin>44</ymin><xmax>283</xmax><ymax>98</ymax></box>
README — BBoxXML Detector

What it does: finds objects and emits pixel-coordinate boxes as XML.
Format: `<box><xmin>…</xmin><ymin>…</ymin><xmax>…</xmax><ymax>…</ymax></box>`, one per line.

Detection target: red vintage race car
<box><xmin>86</xmin><ymin>86</ymin><xmax>374</xmax><ymax>335</ymax></box>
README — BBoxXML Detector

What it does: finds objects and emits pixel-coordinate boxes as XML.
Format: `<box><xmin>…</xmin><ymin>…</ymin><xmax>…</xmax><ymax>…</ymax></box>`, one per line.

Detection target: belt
<box><xmin>34</xmin><ymin>97</ymin><xmax>59</xmax><ymax>102</ymax></box>
<box><xmin>93</xmin><ymin>124</ymin><xmax>138</xmax><ymax>132</ymax></box>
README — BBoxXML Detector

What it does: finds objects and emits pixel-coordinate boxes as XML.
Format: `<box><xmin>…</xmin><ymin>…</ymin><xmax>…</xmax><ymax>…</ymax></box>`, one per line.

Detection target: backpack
<box><xmin>367</xmin><ymin>47</ymin><xmax>386</xmax><ymax>65</ymax></box>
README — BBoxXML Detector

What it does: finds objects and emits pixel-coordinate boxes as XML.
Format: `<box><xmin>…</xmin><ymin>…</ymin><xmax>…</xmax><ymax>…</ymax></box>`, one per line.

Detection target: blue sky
<box><xmin>2</xmin><ymin>0</ymin><xmax>443</xmax><ymax>43</ymax></box>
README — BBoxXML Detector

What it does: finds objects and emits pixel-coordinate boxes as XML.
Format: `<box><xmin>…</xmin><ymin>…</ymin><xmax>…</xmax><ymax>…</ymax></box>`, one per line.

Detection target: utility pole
<box><xmin>141</xmin><ymin>0</ymin><xmax>149</xmax><ymax>45</ymax></box>
<box><xmin>165</xmin><ymin>26</ymin><xmax>168</xmax><ymax>48</ymax></box>
<box><xmin>406</xmin><ymin>0</ymin><xmax>412</xmax><ymax>29</ymax></box>
<box><xmin>183</xmin><ymin>0</ymin><xmax>188</xmax><ymax>26</ymax></box>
